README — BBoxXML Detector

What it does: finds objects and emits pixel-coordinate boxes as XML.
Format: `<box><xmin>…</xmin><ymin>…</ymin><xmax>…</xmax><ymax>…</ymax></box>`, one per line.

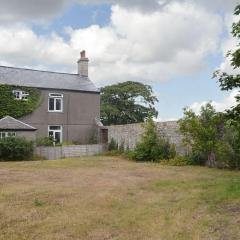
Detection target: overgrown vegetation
<box><xmin>127</xmin><ymin>117</ymin><xmax>176</xmax><ymax>162</ymax></box>
<box><xmin>214</xmin><ymin>4</ymin><xmax>240</xmax><ymax>124</ymax></box>
<box><xmin>0</xmin><ymin>137</ymin><xmax>34</xmax><ymax>161</ymax></box>
<box><xmin>0</xmin><ymin>85</ymin><xmax>41</xmax><ymax>119</ymax></box>
<box><xmin>211</xmin><ymin>4</ymin><xmax>240</xmax><ymax>168</ymax></box>
<box><xmin>175</xmin><ymin>5</ymin><xmax>240</xmax><ymax>169</ymax></box>
<box><xmin>108</xmin><ymin>138</ymin><xmax>119</xmax><ymax>151</ymax></box>
<box><xmin>36</xmin><ymin>137</ymin><xmax>54</xmax><ymax>147</ymax></box>
<box><xmin>133</xmin><ymin>118</ymin><xmax>176</xmax><ymax>161</ymax></box>
<box><xmin>179</xmin><ymin>103</ymin><xmax>240</xmax><ymax>169</ymax></box>
<box><xmin>160</xmin><ymin>156</ymin><xmax>190</xmax><ymax>166</ymax></box>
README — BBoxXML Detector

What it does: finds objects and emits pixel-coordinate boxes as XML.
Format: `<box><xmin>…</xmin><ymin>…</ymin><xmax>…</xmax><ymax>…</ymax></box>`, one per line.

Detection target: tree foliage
<box><xmin>214</xmin><ymin>4</ymin><xmax>240</xmax><ymax>122</ymax></box>
<box><xmin>132</xmin><ymin>117</ymin><xmax>176</xmax><ymax>162</ymax></box>
<box><xmin>0</xmin><ymin>137</ymin><xmax>34</xmax><ymax>161</ymax></box>
<box><xmin>179</xmin><ymin>103</ymin><xmax>240</xmax><ymax>168</ymax></box>
<box><xmin>100</xmin><ymin>81</ymin><xmax>158</xmax><ymax>125</ymax></box>
<box><xmin>179</xmin><ymin>103</ymin><xmax>224</xmax><ymax>167</ymax></box>
<box><xmin>0</xmin><ymin>85</ymin><xmax>41</xmax><ymax>119</ymax></box>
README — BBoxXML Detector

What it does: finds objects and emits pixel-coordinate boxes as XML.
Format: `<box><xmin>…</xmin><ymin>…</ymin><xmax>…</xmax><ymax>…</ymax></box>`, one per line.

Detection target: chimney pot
<box><xmin>80</xmin><ymin>50</ymin><xmax>86</xmax><ymax>59</ymax></box>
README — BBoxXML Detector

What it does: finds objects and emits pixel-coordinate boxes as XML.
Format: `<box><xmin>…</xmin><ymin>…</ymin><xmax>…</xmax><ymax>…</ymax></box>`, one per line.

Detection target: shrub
<box><xmin>161</xmin><ymin>156</ymin><xmax>191</xmax><ymax>166</ymax></box>
<box><xmin>133</xmin><ymin>117</ymin><xmax>176</xmax><ymax>162</ymax></box>
<box><xmin>216</xmin><ymin>142</ymin><xmax>240</xmax><ymax>169</ymax></box>
<box><xmin>220</xmin><ymin>124</ymin><xmax>240</xmax><ymax>169</ymax></box>
<box><xmin>108</xmin><ymin>138</ymin><xmax>118</xmax><ymax>151</ymax></box>
<box><xmin>123</xmin><ymin>150</ymin><xmax>136</xmax><ymax>160</ymax></box>
<box><xmin>178</xmin><ymin>103</ymin><xmax>240</xmax><ymax>169</ymax></box>
<box><xmin>118</xmin><ymin>141</ymin><xmax>125</xmax><ymax>153</ymax></box>
<box><xmin>158</xmin><ymin>139</ymin><xmax>176</xmax><ymax>160</ymax></box>
<box><xmin>186</xmin><ymin>151</ymin><xmax>206</xmax><ymax>166</ymax></box>
<box><xmin>0</xmin><ymin>137</ymin><xmax>34</xmax><ymax>161</ymax></box>
<box><xmin>36</xmin><ymin>137</ymin><xmax>54</xmax><ymax>146</ymax></box>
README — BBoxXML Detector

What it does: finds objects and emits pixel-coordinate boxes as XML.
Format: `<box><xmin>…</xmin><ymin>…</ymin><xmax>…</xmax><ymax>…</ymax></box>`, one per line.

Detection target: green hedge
<box><xmin>0</xmin><ymin>85</ymin><xmax>41</xmax><ymax>119</ymax></box>
<box><xmin>0</xmin><ymin>137</ymin><xmax>34</xmax><ymax>161</ymax></box>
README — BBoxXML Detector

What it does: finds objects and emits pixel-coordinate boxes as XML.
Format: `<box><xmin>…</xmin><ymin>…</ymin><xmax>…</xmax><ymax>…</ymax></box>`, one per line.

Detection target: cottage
<box><xmin>0</xmin><ymin>51</ymin><xmax>104</xmax><ymax>144</ymax></box>
<box><xmin>0</xmin><ymin>116</ymin><xmax>37</xmax><ymax>141</ymax></box>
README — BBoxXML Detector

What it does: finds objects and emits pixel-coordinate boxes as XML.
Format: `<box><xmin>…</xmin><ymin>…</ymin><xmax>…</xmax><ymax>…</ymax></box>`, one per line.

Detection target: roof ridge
<box><xmin>0</xmin><ymin>65</ymin><xmax>80</xmax><ymax>76</ymax></box>
<box><xmin>0</xmin><ymin>115</ymin><xmax>12</xmax><ymax>122</ymax></box>
<box><xmin>0</xmin><ymin>116</ymin><xmax>36</xmax><ymax>130</ymax></box>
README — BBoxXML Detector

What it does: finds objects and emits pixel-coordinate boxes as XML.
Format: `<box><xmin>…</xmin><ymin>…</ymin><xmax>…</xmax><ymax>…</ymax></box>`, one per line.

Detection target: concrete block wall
<box><xmin>107</xmin><ymin>121</ymin><xmax>187</xmax><ymax>155</ymax></box>
<box><xmin>35</xmin><ymin>144</ymin><xmax>106</xmax><ymax>160</ymax></box>
<box><xmin>63</xmin><ymin>144</ymin><xmax>105</xmax><ymax>158</ymax></box>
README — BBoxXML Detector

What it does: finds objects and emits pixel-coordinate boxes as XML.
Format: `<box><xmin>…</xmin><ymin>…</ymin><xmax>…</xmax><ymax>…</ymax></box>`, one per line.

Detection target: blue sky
<box><xmin>0</xmin><ymin>0</ymin><xmax>238</xmax><ymax>120</ymax></box>
<box><xmin>33</xmin><ymin>4</ymin><xmax>111</xmax><ymax>37</ymax></box>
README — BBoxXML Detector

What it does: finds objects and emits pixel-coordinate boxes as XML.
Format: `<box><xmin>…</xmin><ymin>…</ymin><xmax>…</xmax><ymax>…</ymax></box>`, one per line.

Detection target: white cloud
<box><xmin>0</xmin><ymin>2</ymin><xmax>223</xmax><ymax>86</ymax></box>
<box><xmin>0</xmin><ymin>24</ymin><xmax>76</xmax><ymax>71</ymax></box>
<box><xmin>190</xmin><ymin>90</ymin><xmax>239</xmax><ymax>114</ymax></box>
<box><xmin>154</xmin><ymin>116</ymin><xmax>178</xmax><ymax>122</ymax></box>
<box><xmin>0</xmin><ymin>0</ymin><xmax>68</xmax><ymax>22</ymax></box>
<box><xmin>0</xmin><ymin>0</ymin><xmax>238</xmax><ymax>23</ymax></box>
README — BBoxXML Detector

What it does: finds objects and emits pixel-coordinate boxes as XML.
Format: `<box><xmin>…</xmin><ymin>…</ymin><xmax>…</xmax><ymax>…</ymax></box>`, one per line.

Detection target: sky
<box><xmin>0</xmin><ymin>0</ymin><xmax>239</xmax><ymax>120</ymax></box>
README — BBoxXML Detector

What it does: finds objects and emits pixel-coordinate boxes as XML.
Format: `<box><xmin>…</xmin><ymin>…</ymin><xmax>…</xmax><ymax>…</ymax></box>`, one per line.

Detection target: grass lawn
<box><xmin>0</xmin><ymin>156</ymin><xmax>240</xmax><ymax>240</ymax></box>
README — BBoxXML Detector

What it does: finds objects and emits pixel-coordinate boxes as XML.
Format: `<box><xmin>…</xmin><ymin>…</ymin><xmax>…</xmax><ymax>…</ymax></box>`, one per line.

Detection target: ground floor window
<box><xmin>0</xmin><ymin>132</ymin><xmax>16</xmax><ymax>139</ymax></box>
<box><xmin>48</xmin><ymin>125</ymin><xmax>62</xmax><ymax>144</ymax></box>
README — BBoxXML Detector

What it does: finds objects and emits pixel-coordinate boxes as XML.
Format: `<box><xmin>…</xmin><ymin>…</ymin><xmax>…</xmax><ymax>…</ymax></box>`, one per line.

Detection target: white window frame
<box><xmin>48</xmin><ymin>125</ymin><xmax>63</xmax><ymax>144</ymax></box>
<box><xmin>0</xmin><ymin>132</ymin><xmax>16</xmax><ymax>139</ymax></box>
<box><xmin>48</xmin><ymin>93</ymin><xmax>63</xmax><ymax>112</ymax></box>
<box><xmin>12</xmin><ymin>90</ymin><xmax>29</xmax><ymax>101</ymax></box>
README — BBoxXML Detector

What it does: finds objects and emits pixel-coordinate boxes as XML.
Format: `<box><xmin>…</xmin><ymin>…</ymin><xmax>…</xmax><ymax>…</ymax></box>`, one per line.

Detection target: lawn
<box><xmin>0</xmin><ymin>156</ymin><xmax>240</xmax><ymax>240</ymax></box>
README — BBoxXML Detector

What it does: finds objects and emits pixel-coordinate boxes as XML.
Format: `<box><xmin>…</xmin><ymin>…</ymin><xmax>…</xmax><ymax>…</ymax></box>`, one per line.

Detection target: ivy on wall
<box><xmin>0</xmin><ymin>85</ymin><xmax>41</xmax><ymax>119</ymax></box>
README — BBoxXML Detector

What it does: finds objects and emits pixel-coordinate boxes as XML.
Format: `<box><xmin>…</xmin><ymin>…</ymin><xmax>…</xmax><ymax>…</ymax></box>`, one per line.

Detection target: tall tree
<box><xmin>214</xmin><ymin>4</ymin><xmax>240</xmax><ymax>122</ymax></box>
<box><xmin>100</xmin><ymin>81</ymin><xmax>158</xmax><ymax>125</ymax></box>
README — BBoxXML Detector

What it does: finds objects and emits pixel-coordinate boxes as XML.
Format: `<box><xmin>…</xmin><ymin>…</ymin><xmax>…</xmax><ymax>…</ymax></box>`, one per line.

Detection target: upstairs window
<box><xmin>48</xmin><ymin>93</ymin><xmax>63</xmax><ymax>112</ymax></box>
<box><xmin>13</xmin><ymin>90</ymin><xmax>29</xmax><ymax>100</ymax></box>
<box><xmin>0</xmin><ymin>132</ymin><xmax>16</xmax><ymax>139</ymax></box>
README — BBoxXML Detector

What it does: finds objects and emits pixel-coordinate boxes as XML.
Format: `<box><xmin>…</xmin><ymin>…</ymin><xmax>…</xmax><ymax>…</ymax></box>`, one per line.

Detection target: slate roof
<box><xmin>0</xmin><ymin>116</ymin><xmax>37</xmax><ymax>131</ymax></box>
<box><xmin>0</xmin><ymin>66</ymin><xmax>99</xmax><ymax>93</ymax></box>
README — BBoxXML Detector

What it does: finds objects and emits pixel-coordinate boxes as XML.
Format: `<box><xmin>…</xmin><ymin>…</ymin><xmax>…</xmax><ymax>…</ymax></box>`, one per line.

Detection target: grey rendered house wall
<box><xmin>20</xmin><ymin>89</ymin><xmax>100</xmax><ymax>143</ymax></box>
<box><xmin>16</xmin><ymin>131</ymin><xmax>36</xmax><ymax>141</ymax></box>
<box><xmin>0</xmin><ymin>130</ymin><xmax>36</xmax><ymax>141</ymax></box>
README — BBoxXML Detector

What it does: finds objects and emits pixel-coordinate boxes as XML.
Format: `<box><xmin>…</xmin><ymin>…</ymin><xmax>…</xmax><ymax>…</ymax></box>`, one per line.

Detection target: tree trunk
<box><xmin>206</xmin><ymin>151</ymin><xmax>216</xmax><ymax>168</ymax></box>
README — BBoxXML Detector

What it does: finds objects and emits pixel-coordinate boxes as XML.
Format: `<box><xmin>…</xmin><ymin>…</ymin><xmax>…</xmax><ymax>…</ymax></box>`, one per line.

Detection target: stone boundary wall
<box><xmin>107</xmin><ymin>121</ymin><xmax>186</xmax><ymax>155</ymax></box>
<box><xmin>35</xmin><ymin>144</ymin><xmax>106</xmax><ymax>160</ymax></box>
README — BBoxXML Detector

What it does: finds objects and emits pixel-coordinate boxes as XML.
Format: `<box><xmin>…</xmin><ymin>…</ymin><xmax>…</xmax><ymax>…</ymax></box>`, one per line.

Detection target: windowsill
<box><xmin>48</xmin><ymin>110</ymin><xmax>64</xmax><ymax>113</ymax></box>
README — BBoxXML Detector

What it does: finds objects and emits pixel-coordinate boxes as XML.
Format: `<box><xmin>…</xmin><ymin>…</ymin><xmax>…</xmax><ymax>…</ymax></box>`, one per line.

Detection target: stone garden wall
<box><xmin>107</xmin><ymin>121</ymin><xmax>187</xmax><ymax>155</ymax></box>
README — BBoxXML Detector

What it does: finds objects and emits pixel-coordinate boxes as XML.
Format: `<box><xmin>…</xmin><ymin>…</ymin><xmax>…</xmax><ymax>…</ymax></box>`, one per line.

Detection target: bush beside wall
<box><xmin>131</xmin><ymin>117</ymin><xmax>176</xmax><ymax>162</ymax></box>
<box><xmin>0</xmin><ymin>137</ymin><xmax>34</xmax><ymax>161</ymax></box>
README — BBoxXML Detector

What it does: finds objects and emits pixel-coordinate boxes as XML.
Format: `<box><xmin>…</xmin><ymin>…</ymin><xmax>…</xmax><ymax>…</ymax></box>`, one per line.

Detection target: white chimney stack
<box><xmin>77</xmin><ymin>50</ymin><xmax>89</xmax><ymax>77</ymax></box>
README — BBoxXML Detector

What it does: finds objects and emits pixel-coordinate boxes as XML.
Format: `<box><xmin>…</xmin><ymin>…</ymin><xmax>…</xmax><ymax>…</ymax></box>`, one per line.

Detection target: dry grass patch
<box><xmin>0</xmin><ymin>156</ymin><xmax>240</xmax><ymax>240</ymax></box>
